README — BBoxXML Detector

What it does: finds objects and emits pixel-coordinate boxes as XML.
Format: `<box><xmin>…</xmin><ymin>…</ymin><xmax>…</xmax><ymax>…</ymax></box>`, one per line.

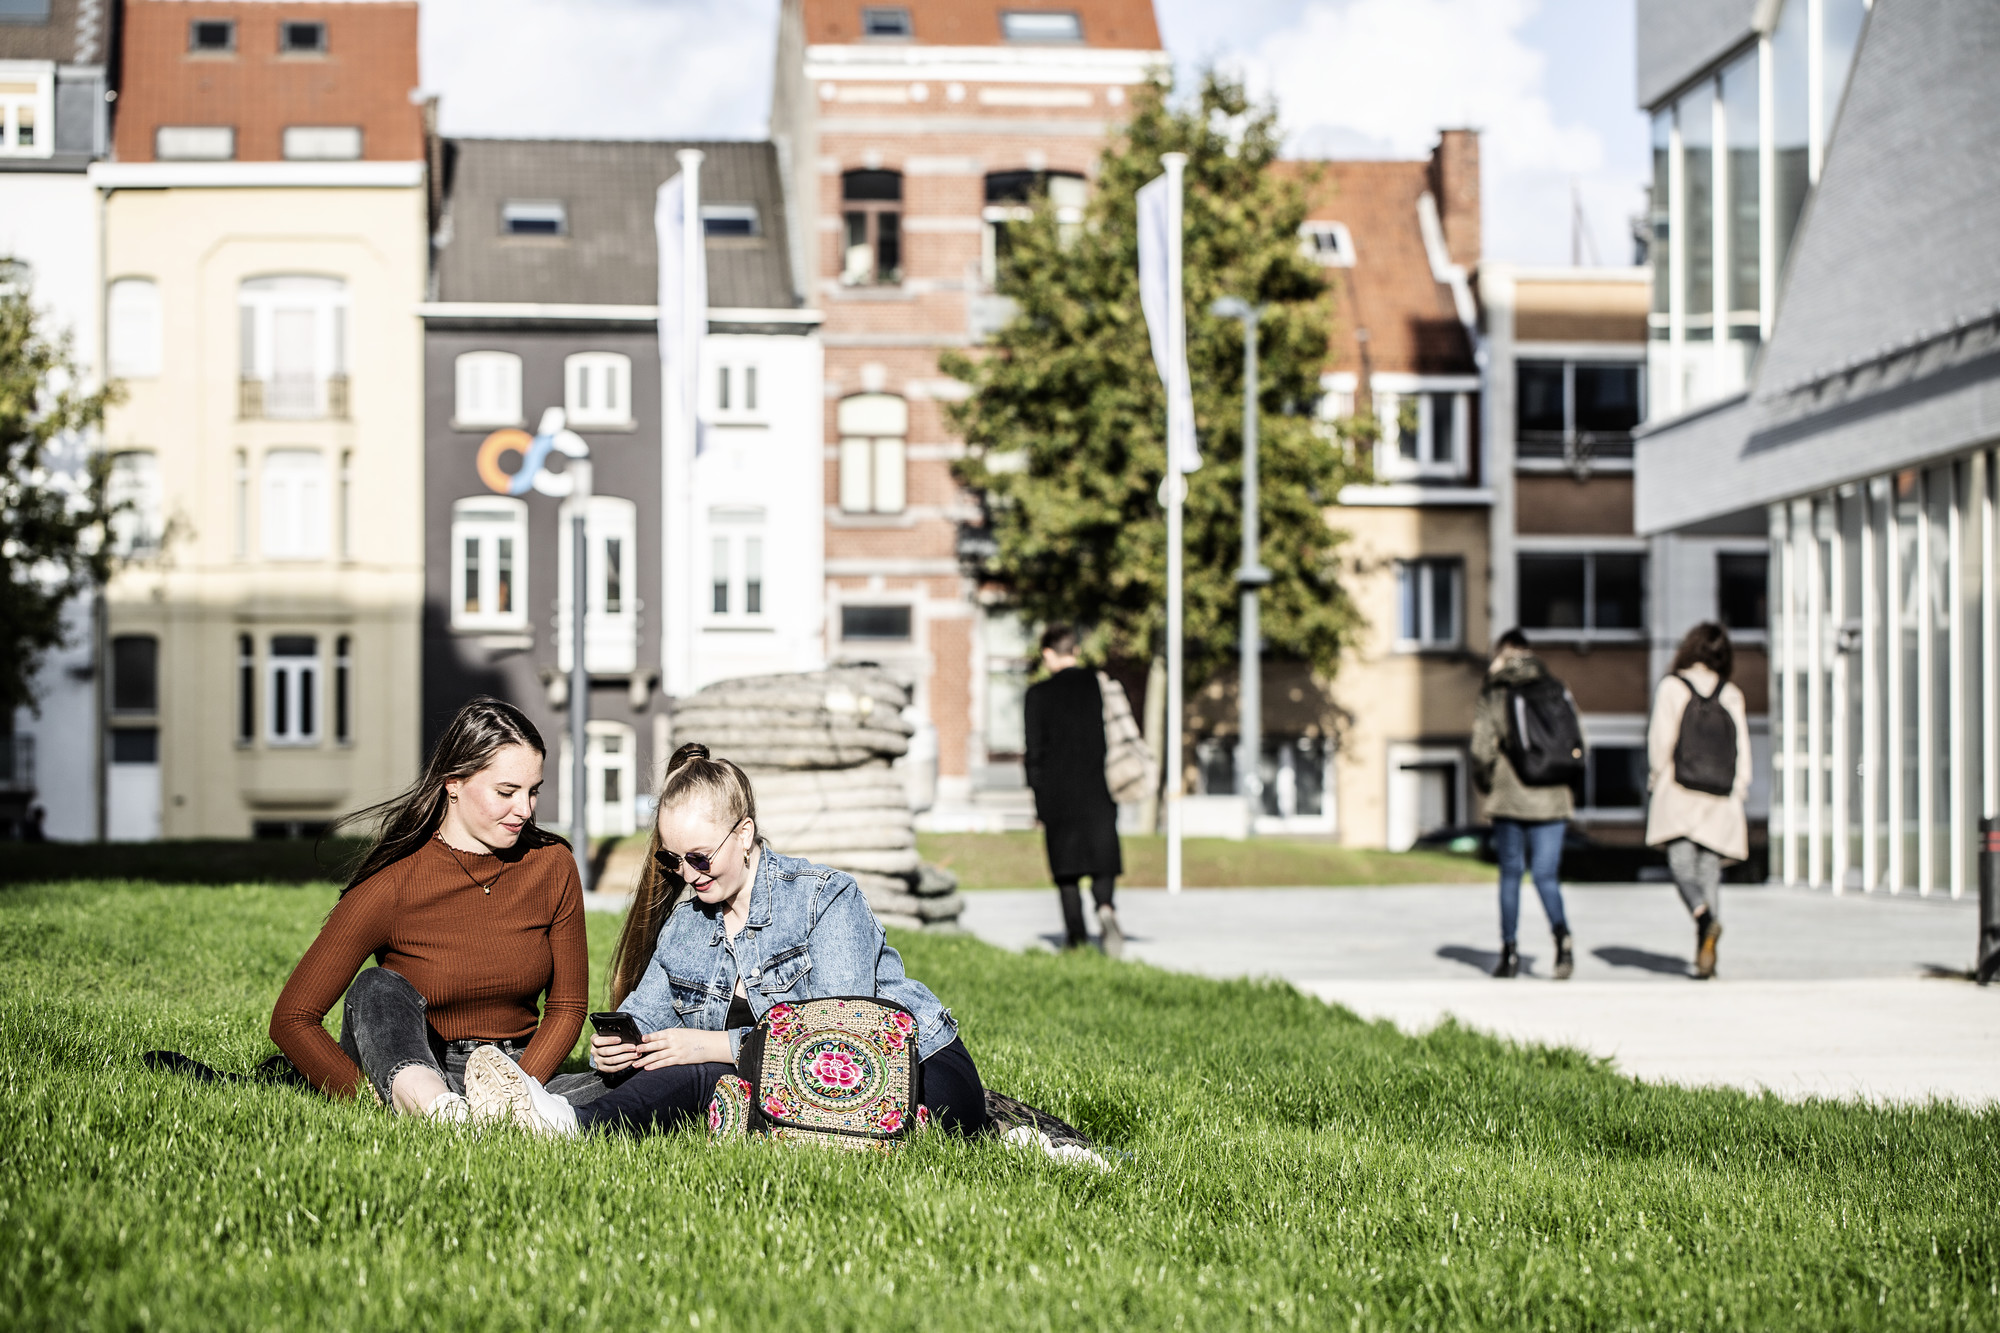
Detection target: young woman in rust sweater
<box><xmin>268</xmin><ymin>697</ymin><xmax>588</xmax><ymax>1122</ymax></box>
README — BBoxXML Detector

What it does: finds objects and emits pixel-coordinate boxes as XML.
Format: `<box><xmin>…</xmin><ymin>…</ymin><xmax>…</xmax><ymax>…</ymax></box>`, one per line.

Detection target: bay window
<box><xmin>267</xmin><ymin>635</ymin><xmax>320</xmax><ymax>746</ymax></box>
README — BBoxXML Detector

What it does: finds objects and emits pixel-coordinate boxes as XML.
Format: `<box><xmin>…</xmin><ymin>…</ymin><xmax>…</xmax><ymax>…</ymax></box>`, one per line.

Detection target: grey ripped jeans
<box><xmin>1666</xmin><ymin>838</ymin><xmax>1722</xmax><ymax>920</ymax></box>
<box><xmin>337</xmin><ymin>966</ymin><xmax>531</xmax><ymax>1106</ymax></box>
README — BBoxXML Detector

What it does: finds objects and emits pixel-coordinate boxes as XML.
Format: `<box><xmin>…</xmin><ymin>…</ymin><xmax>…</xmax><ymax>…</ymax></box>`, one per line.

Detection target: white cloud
<box><xmin>1243</xmin><ymin>0</ymin><xmax>1636</xmax><ymax>265</ymax></box>
<box><xmin>421</xmin><ymin>0</ymin><xmax>779</xmax><ymax>141</ymax></box>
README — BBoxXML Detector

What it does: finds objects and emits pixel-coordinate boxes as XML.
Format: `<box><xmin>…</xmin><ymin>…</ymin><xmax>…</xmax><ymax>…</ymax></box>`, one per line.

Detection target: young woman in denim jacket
<box><xmin>468</xmin><ymin>743</ymin><xmax>992</xmax><ymax>1138</ymax></box>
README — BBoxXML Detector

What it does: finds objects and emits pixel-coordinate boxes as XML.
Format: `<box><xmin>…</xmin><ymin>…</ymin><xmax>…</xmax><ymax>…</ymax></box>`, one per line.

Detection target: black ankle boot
<box><xmin>1492</xmin><ymin>943</ymin><xmax>1520</xmax><ymax>978</ymax></box>
<box><xmin>1553</xmin><ymin>931</ymin><xmax>1574</xmax><ymax>980</ymax></box>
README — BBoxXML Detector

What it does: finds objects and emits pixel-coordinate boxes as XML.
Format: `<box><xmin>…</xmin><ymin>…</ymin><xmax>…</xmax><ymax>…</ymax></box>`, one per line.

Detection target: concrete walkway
<box><xmin>959</xmin><ymin>883</ymin><xmax>2000</xmax><ymax>1107</ymax></box>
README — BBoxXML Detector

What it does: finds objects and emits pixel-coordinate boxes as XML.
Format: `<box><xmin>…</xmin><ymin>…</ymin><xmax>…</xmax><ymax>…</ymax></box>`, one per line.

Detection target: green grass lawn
<box><xmin>918</xmin><ymin>831</ymin><xmax>1490</xmax><ymax>889</ymax></box>
<box><xmin>4</xmin><ymin>879</ymin><xmax>1998</xmax><ymax>1331</ymax></box>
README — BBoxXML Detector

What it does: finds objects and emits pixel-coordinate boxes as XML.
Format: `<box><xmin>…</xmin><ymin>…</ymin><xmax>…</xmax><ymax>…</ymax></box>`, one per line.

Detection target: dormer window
<box><xmin>861</xmin><ymin>6</ymin><xmax>911</xmax><ymax>38</ymax></box>
<box><xmin>279</xmin><ymin>21</ymin><xmax>326</xmax><ymax>53</ymax></box>
<box><xmin>502</xmin><ymin>200</ymin><xmax>566</xmax><ymax>237</ymax></box>
<box><xmin>701</xmin><ymin>204</ymin><xmax>760</xmax><ymax>238</ymax></box>
<box><xmin>1001</xmin><ymin>11</ymin><xmax>1081</xmax><ymax>42</ymax></box>
<box><xmin>188</xmin><ymin>19</ymin><xmax>234</xmax><ymax>52</ymax></box>
<box><xmin>1300</xmin><ymin>221</ymin><xmax>1356</xmax><ymax>267</ymax></box>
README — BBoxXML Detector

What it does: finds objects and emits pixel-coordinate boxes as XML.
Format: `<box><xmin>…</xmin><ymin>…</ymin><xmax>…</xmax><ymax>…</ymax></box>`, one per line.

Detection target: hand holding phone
<box><xmin>588</xmin><ymin>1011</ymin><xmax>644</xmax><ymax>1045</ymax></box>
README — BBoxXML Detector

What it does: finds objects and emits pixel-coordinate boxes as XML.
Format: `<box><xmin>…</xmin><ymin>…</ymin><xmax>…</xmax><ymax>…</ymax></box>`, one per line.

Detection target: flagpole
<box><xmin>1162</xmin><ymin>151</ymin><xmax>1187</xmax><ymax>896</ymax></box>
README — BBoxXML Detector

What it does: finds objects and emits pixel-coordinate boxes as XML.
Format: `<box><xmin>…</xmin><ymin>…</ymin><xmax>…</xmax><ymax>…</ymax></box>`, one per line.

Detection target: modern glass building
<box><xmin>1635</xmin><ymin>0</ymin><xmax>2000</xmax><ymax>900</ymax></box>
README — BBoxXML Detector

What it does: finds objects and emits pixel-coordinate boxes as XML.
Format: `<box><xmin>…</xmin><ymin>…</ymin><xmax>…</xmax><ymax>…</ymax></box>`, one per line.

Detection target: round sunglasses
<box><xmin>653</xmin><ymin>818</ymin><xmax>747</xmax><ymax>879</ymax></box>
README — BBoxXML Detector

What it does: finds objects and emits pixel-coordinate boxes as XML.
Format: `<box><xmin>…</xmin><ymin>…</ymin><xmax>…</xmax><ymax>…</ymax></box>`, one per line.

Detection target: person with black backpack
<box><xmin>1471</xmin><ymin>629</ymin><xmax>1583</xmax><ymax>979</ymax></box>
<box><xmin>1645</xmin><ymin>623</ymin><xmax>1753</xmax><ymax>979</ymax></box>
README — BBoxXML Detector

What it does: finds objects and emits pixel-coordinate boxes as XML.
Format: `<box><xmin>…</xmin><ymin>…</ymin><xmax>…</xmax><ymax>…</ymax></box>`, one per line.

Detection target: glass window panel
<box><xmin>462</xmin><ymin>537</ymin><xmax>480</xmax><ymax>613</ymax></box>
<box><xmin>1717</xmin><ymin>552</ymin><xmax>1769</xmax><ymax>629</ymax></box>
<box><xmin>1772</xmin><ymin>0</ymin><xmax>1811</xmax><ymax>275</ymax></box>
<box><xmin>1593</xmin><ymin>554</ymin><xmax>1646</xmax><ymax>630</ymax></box>
<box><xmin>1519</xmin><ymin>555</ymin><xmax>1586</xmax><ymax>630</ymax></box>
<box><xmin>1651</xmin><ymin>110</ymin><xmax>1672</xmax><ymax>318</ymax></box>
<box><xmin>838</xmin><ymin>438</ymin><xmax>874</xmax><ymax>513</ymax></box>
<box><xmin>1574</xmin><ymin>365</ymin><xmax>1641</xmax><ymax>434</ymax></box>
<box><xmin>1588</xmin><ymin>746</ymin><xmax>1648</xmax><ymax>809</ymax></box>
<box><xmin>872</xmin><ymin>437</ymin><xmax>907</xmax><ymax>512</ymax></box>
<box><xmin>1398</xmin><ymin>564</ymin><xmax>1420</xmax><ymax>641</ymax></box>
<box><xmin>1897</xmin><ymin>473</ymin><xmax>1921</xmax><ymax>888</ymax></box>
<box><xmin>1678</xmin><ymin>82</ymin><xmax>1714</xmax><ymax>321</ymax></box>
<box><xmin>1517</xmin><ymin>362</ymin><xmax>1565</xmax><ymax>434</ymax></box>
<box><xmin>1822</xmin><ymin>0</ymin><xmax>1869</xmax><ymax>141</ymax></box>
<box><xmin>496</xmin><ymin>537</ymin><xmax>514</xmax><ymax>614</ymax></box>
<box><xmin>1721</xmin><ymin>49</ymin><xmax>1761</xmax><ymax>318</ymax></box>
<box><xmin>111</xmin><ymin>635</ymin><xmax>159</xmax><ymax>713</ymax></box>
<box><xmin>1432</xmin><ymin>561</ymin><xmax>1458</xmax><ymax>645</ymax></box>
<box><xmin>842</xmin><ymin>605</ymin><xmax>912</xmax><ymax>640</ymax></box>
<box><xmin>603</xmin><ymin>536</ymin><xmax>623</xmax><ymax>613</ymax></box>
<box><xmin>711</xmin><ymin>536</ymin><xmax>729</xmax><ymax>614</ymax></box>
<box><xmin>745</xmin><ymin>537</ymin><xmax>763</xmax><ymax>615</ymax></box>
<box><xmin>1429</xmin><ymin>393</ymin><xmax>1457</xmax><ymax>464</ymax></box>
<box><xmin>1928</xmin><ymin>467</ymin><xmax>1953</xmax><ymax>891</ymax></box>
<box><xmin>876</xmin><ymin>210</ymin><xmax>901</xmax><ymax>280</ymax></box>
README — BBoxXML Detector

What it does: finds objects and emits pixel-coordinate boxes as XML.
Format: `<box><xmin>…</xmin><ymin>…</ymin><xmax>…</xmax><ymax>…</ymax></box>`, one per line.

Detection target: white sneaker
<box><xmin>1000</xmin><ymin>1123</ymin><xmax>1112</xmax><ymax>1171</ymax></box>
<box><xmin>464</xmin><ymin>1046</ymin><xmax>579</xmax><ymax>1137</ymax></box>
<box><xmin>424</xmin><ymin>1090</ymin><xmax>471</xmax><ymax>1124</ymax></box>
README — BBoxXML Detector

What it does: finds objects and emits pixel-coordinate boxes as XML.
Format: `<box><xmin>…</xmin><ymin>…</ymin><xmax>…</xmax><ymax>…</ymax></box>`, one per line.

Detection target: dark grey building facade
<box><xmin>421</xmin><ymin>138</ymin><xmax>804</xmax><ymax>837</ymax></box>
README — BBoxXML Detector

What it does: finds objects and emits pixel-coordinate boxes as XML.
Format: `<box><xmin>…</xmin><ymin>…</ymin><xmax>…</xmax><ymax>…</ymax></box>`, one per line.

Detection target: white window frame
<box><xmin>564</xmin><ymin>352</ymin><xmax>632</xmax><ymax>429</ymax></box>
<box><xmin>1514</xmin><ymin>539</ymin><xmax>1650</xmax><ymax>641</ymax></box>
<box><xmin>557</xmin><ymin>495</ymin><xmax>638</xmax><ymax>673</ymax></box>
<box><xmin>1373</xmin><ymin>374</ymin><xmax>1474</xmax><ymax>482</ymax></box>
<box><xmin>560</xmin><ymin>720</ymin><xmax>638</xmax><ymax>838</ymax></box>
<box><xmin>107</xmin><ymin>451</ymin><xmax>163</xmax><ymax>558</ymax></box>
<box><xmin>266</xmin><ymin>636</ymin><xmax>322</xmax><ymax>748</ymax></box>
<box><xmin>1395</xmin><ymin>558</ymin><xmax>1463</xmax><ymax>651</ymax></box>
<box><xmin>261</xmin><ymin>449</ymin><xmax>329</xmax><ymax>561</ymax></box>
<box><xmin>1576</xmin><ymin>714</ymin><xmax>1649</xmax><ymax>821</ymax></box>
<box><xmin>1000</xmin><ymin>10</ymin><xmax>1081</xmax><ymax>41</ymax></box>
<box><xmin>0</xmin><ymin>62</ymin><xmax>55</xmax><ymax>160</ymax></box>
<box><xmin>706</xmin><ymin>509</ymin><xmax>769</xmax><ymax>626</ymax></box>
<box><xmin>240</xmin><ymin>276</ymin><xmax>348</xmax><ymax>420</ymax></box>
<box><xmin>837</xmin><ymin>393</ymin><xmax>908</xmax><ymax>514</ymax></box>
<box><xmin>712</xmin><ymin>360</ymin><xmax>762</xmax><ymax>421</ymax></box>
<box><xmin>106</xmin><ymin>278</ymin><xmax>162</xmax><ymax>378</ymax></box>
<box><xmin>155</xmin><ymin>126</ymin><xmax>235</xmax><ymax>161</ymax></box>
<box><xmin>282</xmin><ymin>126</ymin><xmax>361</xmax><ymax>161</ymax></box>
<box><xmin>1386</xmin><ymin>743</ymin><xmax>1467</xmax><ymax>853</ymax></box>
<box><xmin>454</xmin><ymin>350</ymin><xmax>523</xmax><ymax>428</ymax></box>
<box><xmin>502</xmin><ymin>199</ymin><xmax>566</xmax><ymax>236</ymax></box>
<box><xmin>1299</xmin><ymin>221</ymin><xmax>1355</xmax><ymax>267</ymax></box>
<box><xmin>450</xmin><ymin>496</ymin><xmax>529</xmax><ymax>631</ymax></box>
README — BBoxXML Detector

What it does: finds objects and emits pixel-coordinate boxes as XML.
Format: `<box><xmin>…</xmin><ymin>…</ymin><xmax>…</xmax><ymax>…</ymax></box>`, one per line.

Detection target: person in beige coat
<box><xmin>1646</xmin><ymin>622</ymin><xmax>1753</xmax><ymax>979</ymax></box>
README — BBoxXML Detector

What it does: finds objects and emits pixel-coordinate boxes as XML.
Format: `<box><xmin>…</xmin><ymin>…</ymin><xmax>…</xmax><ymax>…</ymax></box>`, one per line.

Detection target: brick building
<box><xmin>92</xmin><ymin>0</ymin><xmax>428</xmax><ymax>837</ymax></box>
<box><xmin>771</xmin><ymin>0</ymin><xmax>1165</xmax><ymax>826</ymax></box>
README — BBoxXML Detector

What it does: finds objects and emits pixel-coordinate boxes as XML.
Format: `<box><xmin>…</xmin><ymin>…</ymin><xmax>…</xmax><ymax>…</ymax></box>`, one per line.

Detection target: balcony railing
<box><xmin>1517</xmin><ymin>430</ymin><xmax>1634</xmax><ymax>464</ymax></box>
<box><xmin>0</xmin><ymin>735</ymin><xmax>35</xmax><ymax>792</ymax></box>
<box><xmin>240</xmin><ymin>374</ymin><xmax>349</xmax><ymax>421</ymax></box>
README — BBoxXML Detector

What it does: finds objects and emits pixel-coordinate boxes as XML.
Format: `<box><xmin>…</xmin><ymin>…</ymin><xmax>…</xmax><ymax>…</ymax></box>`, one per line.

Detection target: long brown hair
<box><xmin>331</xmin><ymin>696</ymin><xmax>551</xmax><ymax>894</ymax></box>
<box><xmin>1670</xmin><ymin>621</ymin><xmax>1734</xmax><ymax>683</ymax></box>
<box><xmin>608</xmin><ymin>742</ymin><xmax>760</xmax><ymax>1007</ymax></box>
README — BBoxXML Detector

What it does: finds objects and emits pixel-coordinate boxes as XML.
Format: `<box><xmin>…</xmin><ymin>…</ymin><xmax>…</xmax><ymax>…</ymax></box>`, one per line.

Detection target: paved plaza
<box><xmin>958</xmin><ymin>882</ymin><xmax>2000</xmax><ymax>1107</ymax></box>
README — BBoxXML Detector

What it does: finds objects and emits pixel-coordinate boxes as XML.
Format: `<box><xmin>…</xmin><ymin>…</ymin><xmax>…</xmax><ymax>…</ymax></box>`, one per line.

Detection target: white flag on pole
<box><xmin>656</xmin><ymin>172</ymin><xmax>708</xmax><ymax>456</ymax></box>
<box><xmin>1137</xmin><ymin>172</ymin><xmax>1199</xmax><ymax>474</ymax></box>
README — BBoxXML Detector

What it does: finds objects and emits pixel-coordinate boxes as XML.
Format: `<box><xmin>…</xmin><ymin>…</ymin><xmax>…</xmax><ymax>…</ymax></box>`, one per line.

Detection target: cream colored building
<box><xmin>93</xmin><ymin>162</ymin><xmax>428</xmax><ymax>837</ymax></box>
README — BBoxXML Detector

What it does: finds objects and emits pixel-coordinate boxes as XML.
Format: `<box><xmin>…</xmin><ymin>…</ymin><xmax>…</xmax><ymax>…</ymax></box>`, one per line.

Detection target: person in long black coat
<box><xmin>1022</xmin><ymin>624</ymin><xmax>1125</xmax><ymax>955</ymax></box>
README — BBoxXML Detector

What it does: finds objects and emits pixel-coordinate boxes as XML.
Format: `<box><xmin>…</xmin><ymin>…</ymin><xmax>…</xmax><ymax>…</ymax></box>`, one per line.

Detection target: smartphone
<box><xmin>588</xmin><ymin>1011</ymin><xmax>644</xmax><ymax>1045</ymax></box>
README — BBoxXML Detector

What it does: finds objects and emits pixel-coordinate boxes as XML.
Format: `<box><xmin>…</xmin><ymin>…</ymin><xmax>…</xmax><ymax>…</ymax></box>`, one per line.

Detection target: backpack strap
<box><xmin>1673</xmin><ymin>671</ymin><xmax>1719</xmax><ymax>702</ymax></box>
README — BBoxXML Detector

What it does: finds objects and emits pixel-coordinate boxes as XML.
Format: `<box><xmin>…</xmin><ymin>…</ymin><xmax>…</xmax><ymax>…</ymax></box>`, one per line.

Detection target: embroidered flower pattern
<box><xmin>915</xmin><ymin>1104</ymin><xmax>930</xmax><ymax>1129</ymax></box>
<box><xmin>764</xmin><ymin>1003</ymin><xmax>805</xmax><ymax>1043</ymax></box>
<box><xmin>807</xmin><ymin>1050</ymin><xmax>863</xmax><ymax>1092</ymax></box>
<box><xmin>878</xmin><ymin>1009</ymin><xmax>917</xmax><ymax>1053</ymax></box>
<box><xmin>874</xmin><ymin>1103</ymin><xmax>905</xmax><ymax>1133</ymax></box>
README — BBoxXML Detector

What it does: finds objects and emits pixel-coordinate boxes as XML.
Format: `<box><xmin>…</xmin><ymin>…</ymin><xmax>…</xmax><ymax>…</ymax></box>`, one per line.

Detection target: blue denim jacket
<box><xmin>618</xmin><ymin>848</ymin><xmax>957</xmax><ymax>1063</ymax></box>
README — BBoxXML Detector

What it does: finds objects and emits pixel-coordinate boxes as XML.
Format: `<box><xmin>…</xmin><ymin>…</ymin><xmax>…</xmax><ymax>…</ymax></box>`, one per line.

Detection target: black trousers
<box><xmin>1056</xmin><ymin>876</ymin><xmax>1117</xmax><ymax>945</ymax></box>
<box><xmin>336</xmin><ymin>966</ymin><xmax>530</xmax><ymax>1106</ymax></box>
<box><xmin>570</xmin><ymin>1037</ymin><xmax>992</xmax><ymax>1139</ymax></box>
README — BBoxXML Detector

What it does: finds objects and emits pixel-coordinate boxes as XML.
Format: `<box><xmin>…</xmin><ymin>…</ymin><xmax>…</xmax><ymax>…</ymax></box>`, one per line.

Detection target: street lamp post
<box><xmin>1209</xmin><ymin>297</ymin><xmax>1271</xmax><ymax>830</ymax></box>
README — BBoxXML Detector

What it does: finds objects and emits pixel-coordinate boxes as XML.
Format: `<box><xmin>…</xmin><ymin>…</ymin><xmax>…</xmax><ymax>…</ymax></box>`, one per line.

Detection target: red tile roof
<box><xmin>1277</xmin><ymin>146</ymin><xmax>1479</xmax><ymax>379</ymax></box>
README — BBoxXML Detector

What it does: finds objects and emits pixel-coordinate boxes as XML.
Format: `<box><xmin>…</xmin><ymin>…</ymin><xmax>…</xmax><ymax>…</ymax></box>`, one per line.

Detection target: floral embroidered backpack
<box><xmin>708</xmin><ymin>996</ymin><xmax>928</xmax><ymax>1150</ymax></box>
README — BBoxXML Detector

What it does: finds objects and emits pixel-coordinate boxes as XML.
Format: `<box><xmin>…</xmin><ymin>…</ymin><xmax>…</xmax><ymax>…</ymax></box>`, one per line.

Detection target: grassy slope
<box><xmin>0</xmin><ymin>881</ymin><xmax>1994</xmax><ymax>1332</ymax></box>
<box><xmin>917</xmin><ymin>831</ymin><xmax>1490</xmax><ymax>889</ymax></box>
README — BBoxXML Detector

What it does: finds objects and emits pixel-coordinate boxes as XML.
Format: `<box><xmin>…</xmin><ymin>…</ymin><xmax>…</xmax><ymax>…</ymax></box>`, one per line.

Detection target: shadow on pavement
<box><xmin>1437</xmin><ymin>944</ymin><xmax>1536</xmax><ymax>976</ymax></box>
<box><xmin>1593</xmin><ymin>945</ymin><xmax>1692</xmax><ymax>976</ymax></box>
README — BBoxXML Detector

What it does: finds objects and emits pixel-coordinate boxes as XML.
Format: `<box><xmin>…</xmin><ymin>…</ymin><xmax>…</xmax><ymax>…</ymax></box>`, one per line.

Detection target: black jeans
<box><xmin>337</xmin><ymin>966</ymin><xmax>531</xmax><ymax>1106</ymax></box>
<box><xmin>1056</xmin><ymin>876</ymin><xmax>1117</xmax><ymax>945</ymax></box>
<box><xmin>570</xmin><ymin>1037</ymin><xmax>992</xmax><ymax>1138</ymax></box>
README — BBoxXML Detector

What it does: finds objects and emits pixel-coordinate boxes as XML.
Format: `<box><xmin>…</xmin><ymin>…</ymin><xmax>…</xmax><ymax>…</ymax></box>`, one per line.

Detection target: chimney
<box><xmin>1429</xmin><ymin>129</ymin><xmax>1481</xmax><ymax>268</ymax></box>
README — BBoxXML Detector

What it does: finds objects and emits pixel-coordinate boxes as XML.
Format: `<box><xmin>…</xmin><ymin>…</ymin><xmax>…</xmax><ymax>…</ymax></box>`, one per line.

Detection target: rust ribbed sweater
<box><xmin>269</xmin><ymin>834</ymin><xmax>588</xmax><ymax>1097</ymax></box>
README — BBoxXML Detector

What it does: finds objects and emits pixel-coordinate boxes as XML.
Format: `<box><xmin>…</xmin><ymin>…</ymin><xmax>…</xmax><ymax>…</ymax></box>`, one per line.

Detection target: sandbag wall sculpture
<box><xmin>669</xmin><ymin>667</ymin><xmax>963</xmax><ymax>932</ymax></box>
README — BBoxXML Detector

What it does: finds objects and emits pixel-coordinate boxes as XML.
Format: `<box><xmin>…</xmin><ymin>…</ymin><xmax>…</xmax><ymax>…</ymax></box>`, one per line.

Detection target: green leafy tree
<box><xmin>1</xmin><ymin>285</ymin><xmax>120</xmax><ymax>725</ymax></box>
<box><xmin>945</xmin><ymin>71</ymin><xmax>1364</xmax><ymax>684</ymax></box>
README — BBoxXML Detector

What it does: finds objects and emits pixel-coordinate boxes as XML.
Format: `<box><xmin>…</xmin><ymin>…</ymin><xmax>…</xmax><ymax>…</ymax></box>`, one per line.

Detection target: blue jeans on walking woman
<box><xmin>1493</xmin><ymin>818</ymin><xmax>1569</xmax><ymax>946</ymax></box>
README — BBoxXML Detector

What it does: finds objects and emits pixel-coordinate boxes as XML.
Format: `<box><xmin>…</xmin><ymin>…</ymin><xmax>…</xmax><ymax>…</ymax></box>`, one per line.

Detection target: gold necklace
<box><xmin>436</xmin><ymin>835</ymin><xmax>504</xmax><ymax>895</ymax></box>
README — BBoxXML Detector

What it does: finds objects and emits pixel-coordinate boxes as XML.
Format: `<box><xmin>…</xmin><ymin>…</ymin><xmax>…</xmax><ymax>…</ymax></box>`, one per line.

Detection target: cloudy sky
<box><xmin>420</xmin><ymin>0</ymin><xmax>1649</xmax><ymax>268</ymax></box>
